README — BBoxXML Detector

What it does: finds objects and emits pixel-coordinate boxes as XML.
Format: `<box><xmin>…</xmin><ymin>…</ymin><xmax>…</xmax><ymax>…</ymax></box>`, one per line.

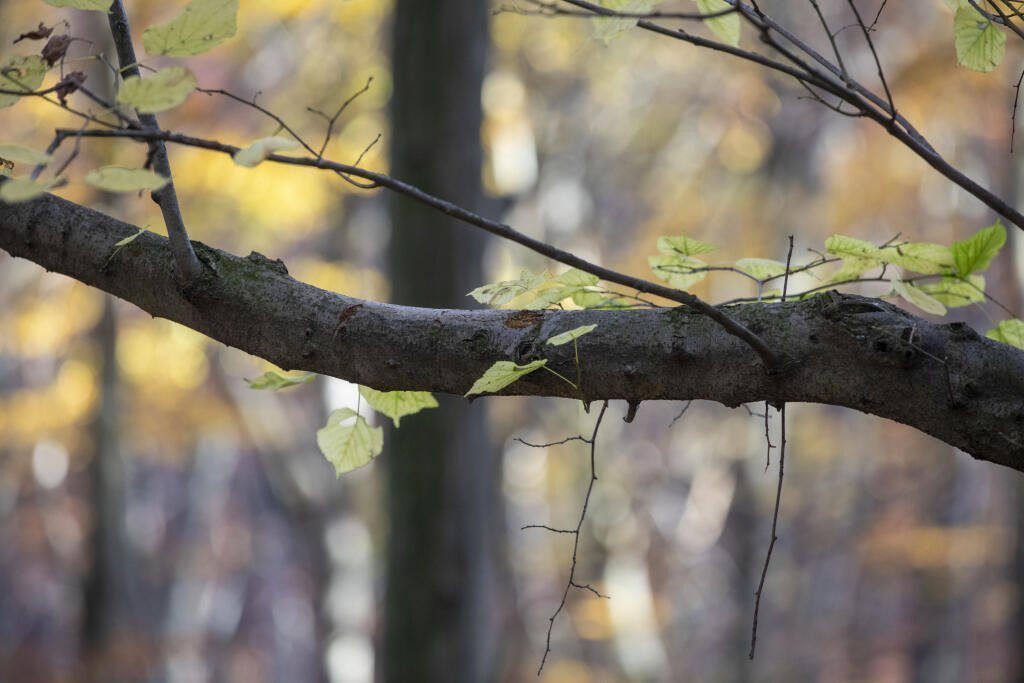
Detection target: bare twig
<box><xmin>750</xmin><ymin>402</ymin><xmax>786</xmax><ymax>659</ymax></box>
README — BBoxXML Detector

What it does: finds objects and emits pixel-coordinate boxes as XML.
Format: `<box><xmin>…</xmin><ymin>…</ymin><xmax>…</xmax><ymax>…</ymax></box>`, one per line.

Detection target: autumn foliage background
<box><xmin>1</xmin><ymin>1</ymin><xmax>1023</xmax><ymax>681</ymax></box>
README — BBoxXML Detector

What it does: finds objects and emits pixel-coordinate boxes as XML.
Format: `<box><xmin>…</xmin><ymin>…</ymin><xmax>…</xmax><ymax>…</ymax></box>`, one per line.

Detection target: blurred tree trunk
<box><xmin>81</xmin><ymin>294</ymin><xmax>127</xmax><ymax>680</ymax></box>
<box><xmin>382</xmin><ymin>2</ymin><xmax>510</xmax><ymax>682</ymax></box>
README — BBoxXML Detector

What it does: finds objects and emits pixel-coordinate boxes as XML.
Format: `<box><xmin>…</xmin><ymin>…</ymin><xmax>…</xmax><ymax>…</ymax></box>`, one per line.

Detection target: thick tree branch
<box><xmin>3</xmin><ymin>193</ymin><xmax>1024</xmax><ymax>472</ymax></box>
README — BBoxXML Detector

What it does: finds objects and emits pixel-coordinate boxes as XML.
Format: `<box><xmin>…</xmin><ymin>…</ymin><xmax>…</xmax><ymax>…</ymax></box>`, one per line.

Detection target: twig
<box><xmin>750</xmin><ymin>402</ymin><xmax>786</xmax><ymax>659</ymax></box>
<box><xmin>106</xmin><ymin>0</ymin><xmax>200</xmax><ymax>282</ymax></box>
<box><xmin>536</xmin><ymin>400</ymin><xmax>610</xmax><ymax>675</ymax></box>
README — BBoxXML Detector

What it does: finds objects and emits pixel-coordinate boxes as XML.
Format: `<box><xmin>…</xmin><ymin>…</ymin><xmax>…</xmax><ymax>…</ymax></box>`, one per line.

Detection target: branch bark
<box><xmin>3</xmin><ymin>192</ymin><xmax>1024</xmax><ymax>472</ymax></box>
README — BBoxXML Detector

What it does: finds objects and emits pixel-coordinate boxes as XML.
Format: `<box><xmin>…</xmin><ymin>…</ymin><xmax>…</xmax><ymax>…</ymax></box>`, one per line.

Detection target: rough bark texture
<box><xmin>3</xmin><ymin>192</ymin><xmax>1024</xmax><ymax>474</ymax></box>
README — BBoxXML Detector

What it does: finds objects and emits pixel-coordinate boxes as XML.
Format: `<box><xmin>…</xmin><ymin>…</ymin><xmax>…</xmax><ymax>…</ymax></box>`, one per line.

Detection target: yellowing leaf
<box><xmin>954</xmin><ymin>6</ymin><xmax>1006</xmax><ymax>72</ymax></box>
<box><xmin>0</xmin><ymin>55</ymin><xmax>47</xmax><ymax>108</ymax></box>
<box><xmin>317</xmin><ymin>408</ymin><xmax>383</xmax><ymax>476</ymax></box>
<box><xmin>735</xmin><ymin>257</ymin><xmax>787</xmax><ymax>280</ymax></box>
<box><xmin>43</xmin><ymin>0</ymin><xmax>111</xmax><ymax>9</ymax></box>
<box><xmin>116</xmin><ymin>66</ymin><xmax>196</xmax><ymax>113</ymax></box>
<box><xmin>953</xmin><ymin>221</ymin><xmax>1006</xmax><ymax>275</ymax></box>
<box><xmin>0</xmin><ymin>177</ymin><xmax>59</xmax><ymax>203</ymax></box>
<box><xmin>657</xmin><ymin>234</ymin><xmax>717</xmax><ymax>256</ymax></box>
<box><xmin>593</xmin><ymin>0</ymin><xmax>662</xmax><ymax>43</ymax></box>
<box><xmin>546</xmin><ymin>324</ymin><xmax>597</xmax><ymax>346</ymax></box>
<box><xmin>247</xmin><ymin>371</ymin><xmax>316</xmax><ymax>390</ymax></box>
<box><xmin>695</xmin><ymin>0</ymin><xmax>740</xmax><ymax>47</ymax></box>
<box><xmin>86</xmin><ymin>166</ymin><xmax>169</xmax><ymax>192</ymax></box>
<box><xmin>467</xmin><ymin>270</ymin><xmax>547</xmax><ymax>306</ymax></box>
<box><xmin>465</xmin><ymin>359</ymin><xmax>546</xmax><ymax>397</ymax></box>
<box><xmin>232</xmin><ymin>136</ymin><xmax>302</xmax><ymax>168</ymax></box>
<box><xmin>877</xmin><ymin>242</ymin><xmax>954</xmax><ymax>275</ymax></box>
<box><xmin>648</xmin><ymin>253</ymin><xmax>708</xmax><ymax>290</ymax></box>
<box><xmin>891</xmin><ymin>279</ymin><xmax>947</xmax><ymax>316</ymax></box>
<box><xmin>986</xmin><ymin>318</ymin><xmax>1024</xmax><ymax>349</ymax></box>
<box><xmin>825</xmin><ymin>234</ymin><xmax>882</xmax><ymax>260</ymax></box>
<box><xmin>142</xmin><ymin>0</ymin><xmax>239</xmax><ymax>57</ymax></box>
<box><xmin>359</xmin><ymin>387</ymin><xmax>438</xmax><ymax>427</ymax></box>
<box><xmin>0</xmin><ymin>144</ymin><xmax>52</xmax><ymax>166</ymax></box>
<box><xmin>919</xmin><ymin>275</ymin><xmax>985</xmax><ymax>308</ymax></box>
<box><xmin>554</xmin><ymin>268</ymin><xmax>600</xmax><ymax>287</ymax></box>
<box><xmin>828</xmin><ymin>256</ymin><xmax>880</xmax><ymax>283</ymax></box>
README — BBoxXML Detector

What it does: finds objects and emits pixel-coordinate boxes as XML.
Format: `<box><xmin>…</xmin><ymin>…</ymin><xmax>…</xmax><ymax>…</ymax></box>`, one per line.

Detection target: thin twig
<box><xmin>750</xmin><ymin>403</ymin><xmax>786</xmax><ymax>659</ymax></box>
<box><xmin>536</xmin><ymin>400</ymin><xmax>610</xmax><ymax>676</ymax></box>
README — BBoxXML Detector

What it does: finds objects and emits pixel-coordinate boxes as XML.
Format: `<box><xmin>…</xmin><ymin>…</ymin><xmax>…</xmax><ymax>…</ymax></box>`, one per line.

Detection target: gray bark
<box><xmin>3</xmin><ymin>193</ymin><xmax>1024</xmax><ymax>474</ymax></box>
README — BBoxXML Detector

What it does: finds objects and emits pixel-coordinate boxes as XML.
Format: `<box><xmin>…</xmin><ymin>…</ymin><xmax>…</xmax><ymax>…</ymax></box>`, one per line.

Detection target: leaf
<box><xmin>657</xmin><ymin>234</ymin><xmax>716</xmax><ymax>256</ymax></box>
<box><xmin>43</xmin><ymin>0</ymin><xmax>112</xmax><ymax>9</ymax></box>
<box><xmin>877</xmin><ymin>242</ymin><xmax>954</xmax><ymax>275</ymax></box>
<box><xmin>525</xmin><ymin>285</ymin><xmax>580</xmax><ymax>310</ymax></box>
<box><xmin>546</xmin><ymin>324</ymin><xmax>597</xmax><ymax>346</ymax></box>
<box><xmin>0</xmin><ymin>176</ymin><xmax>59</xmax><ymax>203</ymax></box>
<box><xmin>825</xmin><ymin>234</ymin><xmax>882</xmax><ymax>260</ymax></box>
<box><xmin>891</xmin><ymin>279</ymin><xmax>947</xmax><ymax>316</ymax></box>
<box><xmin>919</xmin><ymin>275</ymin><xmax>985</xmax><ymax>308</ymax></box>
<box><xmin>954</xmin><ymin>6</ymin><xmax>1006</xmax><ymax>72</ymax></box>
<box><xmin>0</xmin><ymin>144</ymin><xmax>52</xmax><ymax>166</ymax></box>
<box><xmin>592</xmin><ymin>0</ymin><xmax>661</xmax><ymax>43</ymax></box>
<box><xmin>467</xmin><ymin>270</ymin><xmax>546</xmax><ymax>306</ymax></box>
<box><xmin>952</xmin><ymin>220</ymin><xmax>1006</xmax><ymax>276</ymax></box>
<box><xmin>553</xmin><ymin>268</ymin><xmax>600</xmax><ymax>287</ymax></box>
<box><xmin>233</xmin><ymin>136</ymin><xmax>302</xmax><ymax>168</ymax></box>
<box><xmin>359</xmin><ymin>387</ymin><xmax>438</xmax><ymax>427</ymax></box>
<box><xmin>85</xmin><ymin>166</ymin><xmax>169</xmax><ymax>192</ymax></box>
<box><xmin>735</xmin><ymin>257</ymin><xmax>787</xmax><ymax>280</ymax></box>
<box><xmin>465</xmin><ymin>359</ymin><xmax>546</xmax><ymax>397</ymax></box>
<box><xmin>0</xmin><ymin>55</ymin><xmax>47</xmax><ymax>108</ymax></box>
<box><xmin>828</xmin><ymin>256</ymin><xmax>880</xmax><ymax>283</ymax></box>
<box><xmin>142</xmin><ymin>0</ymin><xmax>239</xmax><ymax>57</ymax></box>
<box><xmin>116</xmin><ymin>66</ymin><xmax>196</xmax><ymax>113</ymax></box>
<box><xmin>986</xmin><ymin>318</ymin><xmax>1024</xmax><ymax>349</ymax></box>
<box><xmin>648</xmin><ymin>253</ymin><xmax>708</xmax><ymax>290</ymax></box>
<box><xmin>316</xmin><ymin>408</ymin><xmax>383</xmax><ymax>476</ymax></box>
<box><xmin>247</xmin><ymin>371</ymin><xmax>316</xmax><ymax>390</ymax></box>
<box><xmin>695</xmin><ymin>0</ymin><xmax>740</xmax><ymax>47</ymax></box>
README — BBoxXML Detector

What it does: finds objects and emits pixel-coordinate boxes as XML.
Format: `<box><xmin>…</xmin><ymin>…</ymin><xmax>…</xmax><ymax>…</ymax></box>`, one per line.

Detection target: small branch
<box><xmin>845</xmin><ymin>0</ymin><xmax>896</xmax><ymax>125</ymax></box>
<box><xmin>106</xmin><ymin>0</ymin><xmax>200</xmax><ymax>283</ymax></box>
<box><xmin>750</xmin><ymin>402</ymin><xmax>786</xmax><ymax>659</ymax></box>
<box><xmin>50</xmin><ymin>125</ymin><xmax>783</xmax><ymax>369</ymax></box>
<box><xmin>307</xmin><ymin>76</ymin><xmax>374</xmax><ymax>159</ymax></box>
<box><xmin>536</xmin><ymin>400</ymin><xmax>610</xmax><ymax>676</ymax></box>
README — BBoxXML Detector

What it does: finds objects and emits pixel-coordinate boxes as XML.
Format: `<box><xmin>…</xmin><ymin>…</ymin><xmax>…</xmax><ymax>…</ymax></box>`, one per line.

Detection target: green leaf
<box><xmin>592</xmin><ymin>0</ymin><xmax>661</xmax><ymax>43</ymax></box>
<box><xmin>247</xmin><ymin>371</ymin><xmax>316</xmax><ymax>390</ymax></box>
<box><xmin>891</xmin><ymin>279</ymin><xmax>947</xmax><ymax>316</ymax></box>
<box><xmin>465</xmin><ymin>359</ymin><xmax>546</xmax><ymax>397</ymax></box>
<box><xmin>467</xmin><ymin>270</ymin><xmax>546</xmax><ymax>306</ymax></box>
<box><xmin>232</xmin><ymin>136</ymin><xmax>302</xmax><ymax>168</ymax></box>
<box><xmin>359</xmin><ymin>387</ymin><xmax>438</xmax><ymax>427</ymax></box>
<box><xmin>825</xmin><ymin>234</ymin><xmax>882</xmax><ymax>260</ymax></box>
<box><xmin>0</xmin><ymin>144</ymin><xmax>52</xmax><ymax>166</ymax></box>
<box><xmin>735</xmin><ymin>257</ymin><xmax>787</xmax><ymax>280</ymax></box>
<box><xmin>954</xmin><ymin>6</ymin><xmax>1006</xmax><ymax>72</ymax></box>
<box><xmin>952</xmin><ymin>220</ymin><xmax>1006</xmax><ymax>276</ymax></box>
<box><xmin>0</xmin><ymin>176</ymin><xmax>59</xmax><ymax>203</ymax></box>
<box><xmin>116</xmin><ymin>66</ymin><xmax>196</xmax><ymax>113</ymax></box>
<box><xmin>657</xmin><ymin>234</ymin><xmax>717</xmax><ymax>256</ymax></box>
<box><xmin>43</xmin><ymin>0</ymin><xmax>112</xmax><ymax>9</ymax></box>
<box><xmin>877</xmin><ymin>242</ymin><xmax>954</xmax><ymax>275</ymax></box>
<box><xmin>0</xmin><ymin>55</ymin><xmax>48</xmax><ymax>108</ymax></box>
<box><xmin>648</xmin><ymin>253</ymin><xmax>708</xmax><ymax>290</ymax></box>
<box><xmin>316</xmin><ymin>408</ymin><xmax>383</xmax><ymax>476</ymax></box>
<box><xmin>142</xmin><ymin>0</ymin><xmax>239</xmax><ymax>57</ymax></box>
<box><xmin>986</xmin><ymin>318</ymin><xmax>1024</xmax><ymax>349</ymax></box>
<box><xmin>695</xmin><ymin>0</ymin><xmax>740</xmax><ymax>47</ymax></box>
<box><xmin>85</xmin><ymin>166</ymin><xmax>169</xmax><ymax>193</ymax></box>
<box><xmin>919</xmin><ymin>275</ymin><xmax>985</xmax><ymax>308</ymax></box>
<box><xmin>546</xmin><ymin>324</ymin><xmax>597</xmax><ymax>346</ymax></box>
<box><xmin>525</xmin><ymin>285</ymin><xmax>580</xmax><ymax>310</ymax></box>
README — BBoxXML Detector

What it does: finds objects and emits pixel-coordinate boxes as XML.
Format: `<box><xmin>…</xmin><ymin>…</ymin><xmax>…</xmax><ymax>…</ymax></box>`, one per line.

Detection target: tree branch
<box><xmin>4</xmin><ymin>193</ymin><xmax>1024</xmax><ymax>472</ymax></box>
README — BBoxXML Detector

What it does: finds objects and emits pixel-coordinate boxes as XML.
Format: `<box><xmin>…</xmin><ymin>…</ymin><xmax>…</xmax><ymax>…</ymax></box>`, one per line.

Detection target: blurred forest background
<box><xmin>1</xmin><ymin>0</ymin><xmax>1023</xmax><ymax>681</ymax></box>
